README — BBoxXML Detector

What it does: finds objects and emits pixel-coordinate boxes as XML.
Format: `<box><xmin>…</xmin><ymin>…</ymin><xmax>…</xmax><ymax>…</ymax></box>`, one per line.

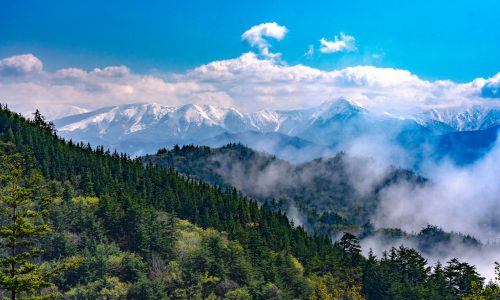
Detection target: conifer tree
<box><xmin>338</xmin><ymin>232</ymin><xmax>361</xmax><ymax>255</ymax></box>
<box><xmin>0</xmin><ymin>154</ymin><xmax>80</xmax><ymax>299</ymax></box>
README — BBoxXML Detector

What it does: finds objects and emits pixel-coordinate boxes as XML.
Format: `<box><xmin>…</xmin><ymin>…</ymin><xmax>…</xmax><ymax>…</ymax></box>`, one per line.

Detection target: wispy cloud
<box><xmin>319</xmin><ymin>33</ymin><xmax>356</xmax><ymax>53</ymax></box>
<box><xmin>241</xmin><ymin>22</ymin><xmax>287</xmax><ymax>59</ymax></box>
<box><xmin>304</xmin><ymin>45</ymin><xmax>314</xmax><ymax>57</ymax></box>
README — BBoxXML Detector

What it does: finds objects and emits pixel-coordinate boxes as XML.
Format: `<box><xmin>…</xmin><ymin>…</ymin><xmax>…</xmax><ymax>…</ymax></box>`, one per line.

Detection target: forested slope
<box><xmin>144</xmin><ymin>144</ymin><xmax>426</xmax><ymax>235</ymax></box>
<box><xmin>0</xmin><ymin>106</ymin><xmax>498</xmax><ymax>299</ymax></box>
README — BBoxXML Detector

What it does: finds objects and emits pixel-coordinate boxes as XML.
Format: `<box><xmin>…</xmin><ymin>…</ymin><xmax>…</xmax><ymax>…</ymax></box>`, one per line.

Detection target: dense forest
<box><xmin>0</xmin><ymin>105</ymin><xmax>499</xmax><ymax>299</ymax></box>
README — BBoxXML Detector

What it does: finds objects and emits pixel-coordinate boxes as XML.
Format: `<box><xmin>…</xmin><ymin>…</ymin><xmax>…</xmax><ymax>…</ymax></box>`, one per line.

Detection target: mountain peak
<box><xmin>312</xmin><ymin>98</ymin><xmax>364</xmax><ymax>120</ymax></box>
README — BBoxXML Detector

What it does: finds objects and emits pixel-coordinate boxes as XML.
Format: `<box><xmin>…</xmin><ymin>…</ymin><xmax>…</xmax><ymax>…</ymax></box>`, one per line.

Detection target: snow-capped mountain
<box><xmin>54</xmin><ymin>99</ymin><xmax>365</xmax><ymax>153</ymax></box>
<box><xmin>53</xmin><ymin>100</ymin><xmax>500</xmax><ymax>157</ymax></box>
<box><xmin>55</xmin><ymin>103</ymin><xmax>251</xmax><ymax>154</ymax></box>
<box><xmin>413</xmin><ymin>106</ymin><xmax>500</xmax><ymax>131</ymax></box>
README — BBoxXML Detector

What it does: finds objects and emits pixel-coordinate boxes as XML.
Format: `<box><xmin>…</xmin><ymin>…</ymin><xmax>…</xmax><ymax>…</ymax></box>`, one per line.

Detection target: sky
<box><xmin>1</xmin><ymin>0</ymin><xmax>500</xmax><ymax>118</ymax></box>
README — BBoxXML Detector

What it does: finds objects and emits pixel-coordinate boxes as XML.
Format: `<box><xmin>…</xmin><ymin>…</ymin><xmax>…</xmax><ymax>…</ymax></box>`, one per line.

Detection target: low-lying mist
<box><xmin>336</xmin><ymin>128</ymin><xmax>500</xmax><ymax>238</ymax></box>
<box><xmin>342</xmin><ymin>130</ymin><xmax>500</xmax><ymax>280</ymax></box>
<box><xmin>305</xmin><ymin>120</ymin><xmax>500</xmax><ymax>239</ymax></box>
<box><xmin>215</xmin><ymin>130</ymin><xmax>500</xmax><ymax>279</ymax></box>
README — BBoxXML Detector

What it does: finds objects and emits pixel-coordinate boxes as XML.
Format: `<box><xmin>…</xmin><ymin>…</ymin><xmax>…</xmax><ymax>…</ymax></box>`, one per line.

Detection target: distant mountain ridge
<box><xmin>53</xmin><ymin>100</ymin><xmax>500</xmax><ymax>163</ymax></box>
<box><xmin>412</xmin><ymin>105</ymin><xmax>500</xmax><ymax>131</ymax></box>
<box><xmin>52</xmin><ymin>99</ymin><xmax>369</xmax><ymax>155</ymax></box>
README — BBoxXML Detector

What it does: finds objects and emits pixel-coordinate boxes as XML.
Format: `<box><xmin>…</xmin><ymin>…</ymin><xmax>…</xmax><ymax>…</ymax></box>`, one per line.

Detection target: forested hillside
<box><xmin>0</xmin><ymin>105</ymin><xmax>499</xmax><ymax>299</ymax></box>
<box><xmin>144</xmin><ymin>144</ymin><xmax>426</xmax><ymax>235</ymax></box>
<box><xmin>144</xmin><ymin>144</ymin><xmax>490</xmax><ymax>261</ymax></box>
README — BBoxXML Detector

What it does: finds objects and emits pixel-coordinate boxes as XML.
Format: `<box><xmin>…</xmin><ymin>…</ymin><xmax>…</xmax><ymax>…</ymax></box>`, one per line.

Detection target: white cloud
<box><xmin>0</xmin><ymin>53</ymin><xmax>499</xmax><ymax>120</ymax></box>
<box><xmin>481</xmin><ymin>72</ymin><xmax>500</xmax><ymax>98</ymax></box>
<box><xmin>241</xmin><ymin>22</ymin><xmax>287</xmax><ymax>59</ymax></box>
<box><xmin>333</xmin><ymin>65</ymin><xmax>423</xmax><ymax>87</ymax></box>
<box><xmin>0</xmin><ymin>54</ymin><xmax>43</xmax><ymax>76</ymax></box>
<box><xmin>374</xmin><ymin>137</ymin><xmax>500</xmax><ymax>241</ymax></box>
<box><xmin>92</xmin><ymin>66</ymin><xmax>130</xmax><ymax>78</ymax></box>
<box><xmin>319</xmin><ymin>33</ymin><xmax>357</xmax><ymax>53</ymax></box>
<box><xmin>304</xmin><ymin>45</ymin><xmax>314</xmax><ymax>57</ymax></box>
<box><xmin>55</xmin><ymin>68</ymin><xmax>88</xmax><ymax>80</ymax></box>
<box><xmin>241</xmin><ymin>22</ymin><xmax>287</xmax><ymax>47</ymax></box>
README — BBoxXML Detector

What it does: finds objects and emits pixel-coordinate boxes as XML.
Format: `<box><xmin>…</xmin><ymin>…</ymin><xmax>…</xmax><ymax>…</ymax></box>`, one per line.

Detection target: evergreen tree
<box><xmin>31</xmin><ymin>110</ymin><xmax>55</xmax><ymax>135</ymax></box>
<box><xmin>0</xmin><ymin>154</ymin><xmax>80</xmax><ymax>299</ymax></box>
<box><xmin>444</xmin><ymin>258</ymin><xmax>484</xmax><ymax>296</ymax></box>
<box><xmin>338</xmin><ymin>232</ymin><xmax>361</xmax><ymax>255</ymax></box>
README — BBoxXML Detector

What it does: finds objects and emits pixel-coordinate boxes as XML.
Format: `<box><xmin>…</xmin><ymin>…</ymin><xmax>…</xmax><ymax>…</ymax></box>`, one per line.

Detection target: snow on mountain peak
<box><xmin>311</xmin><ymin>98</ymin><xmax>364</xmax><ymax>121</ymax></box>
<box><xmin>53</xmin><ymin>101</ymin><xmax>500</xmax><ymax>156</ymax></box>
<box><xmin>413</xmin><ymin>105</ymin><xmax>499</xmax><ymax>131</ymax></box>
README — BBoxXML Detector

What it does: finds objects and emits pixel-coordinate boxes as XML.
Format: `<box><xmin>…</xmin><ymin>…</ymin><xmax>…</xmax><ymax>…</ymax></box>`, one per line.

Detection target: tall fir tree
<box><xmin>0</xmin><ymin>154</ymin><xmax>80</xmax><ymax>299</ymax></box>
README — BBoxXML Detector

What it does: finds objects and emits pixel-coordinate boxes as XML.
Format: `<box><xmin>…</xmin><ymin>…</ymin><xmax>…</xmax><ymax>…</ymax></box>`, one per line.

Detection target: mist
<box><xmin>351</xmin><ymin>129</ymin><xmax>500</xmax><ymax>280</ymax></box>
<box><xmin>200</xmin><ymin>125</ymin><xmax>500</xmax><ymax>280</ymax></box>
<box><xmin>373</xmin><ymin>133</ymin><xmax>500</xmax><ymax>241</ymax></box>
<box><xmin>361</xmin><ymin>234</ymin><xmax>500</xmax><ymax>281</ymax></box>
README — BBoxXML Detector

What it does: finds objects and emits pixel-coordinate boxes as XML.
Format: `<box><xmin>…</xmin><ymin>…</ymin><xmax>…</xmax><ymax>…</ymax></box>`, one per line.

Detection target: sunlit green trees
<box><xmin>0</xmin><ymin>154</ymin><xmax>80</xmax><ymax>299</ymax></box>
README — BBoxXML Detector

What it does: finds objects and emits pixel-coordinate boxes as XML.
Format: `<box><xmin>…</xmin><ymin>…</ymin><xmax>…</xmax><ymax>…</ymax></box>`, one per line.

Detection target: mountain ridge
<box><xmin>53</xmin><ymin>100</ymin><xmax>500</xmax><ymax>164</ymax></box>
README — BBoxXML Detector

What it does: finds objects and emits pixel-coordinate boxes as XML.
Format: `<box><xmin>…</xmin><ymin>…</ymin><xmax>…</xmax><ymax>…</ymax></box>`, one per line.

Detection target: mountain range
<box><xmin>53</xmin><ymin>100</ymin><xmax>500</xmax><ymax>165</ymax></box>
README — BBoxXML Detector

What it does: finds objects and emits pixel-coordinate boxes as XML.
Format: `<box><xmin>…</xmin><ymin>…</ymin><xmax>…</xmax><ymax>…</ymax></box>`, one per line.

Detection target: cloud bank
<box><xmin>374</xmin><ymin>137</ymin><xmax>500</xmax><ymax>242</ymax></box>
<box><xmin>1</xmin><ymin>51</ymin><xmax>499</xmax><ymax>120</ymax></box>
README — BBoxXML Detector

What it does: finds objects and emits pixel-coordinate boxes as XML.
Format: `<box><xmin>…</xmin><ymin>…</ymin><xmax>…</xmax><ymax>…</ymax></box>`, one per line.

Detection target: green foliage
<box><xmin>66</xmin><ymin>276</ymin><xmax>128</xmax><ymax>300</ymax></box>
<box><xmin>309</xmin><ymin>273</ymin><xmax>365</xmax><ymax>300</ymax></box>
<box><xmin>71</xmin><ymin>196</ymin><xmax>99</xmax><ymax>207</ymax></box>
<box><xmin>0</xmin><ymin>154</ymin><xmax>81</xmax><ymax>299</ymax></box>
<box><xmin>444</xmin><ymin>258</ymin><xmax>484</xmax><ymax>296</ymax></box>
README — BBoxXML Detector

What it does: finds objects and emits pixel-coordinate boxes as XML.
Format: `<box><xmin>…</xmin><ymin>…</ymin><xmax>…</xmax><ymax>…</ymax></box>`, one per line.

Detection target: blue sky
<box><xmin>1</xmin><ymin>0</ymin><xmax>500</xmax><ymax>82</ymax></box>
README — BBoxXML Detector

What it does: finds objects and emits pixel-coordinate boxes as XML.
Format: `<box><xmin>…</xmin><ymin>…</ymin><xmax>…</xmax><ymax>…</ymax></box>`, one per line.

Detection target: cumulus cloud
<box><xmin>241</xmin><ymin>22</ymin><xmax>287</xmax><ymax>59</ymax></box>
<box><xmin>187</xmin><ymin>52</ymin><xmax>496</xmax><ymax>113</ymax></box>
<box><xmin>0</xmin><ymin>55</ymin><xmax>231</xmax><ymax>119</ymax></box>
<box><xmin>0</xmin><ymin>54</ymin><xmax>43</xmax><ymax>76</ymax></box>
<box><xmin>92</xmin><ymin>66</ymin><xmax>131</xmax><ymax>78</ymax></box>
<box><xmin>319</xmin><ymin>33</ymin><xmax>357</xmax><ymax>53</ymax></box>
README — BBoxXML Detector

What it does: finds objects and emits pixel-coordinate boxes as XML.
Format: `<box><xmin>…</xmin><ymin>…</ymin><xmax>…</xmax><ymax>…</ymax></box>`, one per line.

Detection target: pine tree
<box><xmin>80</xmin><ymin>170</ymin><xmax>94</xmax><ymax>196</ymax></box>
<box><xmin>0</xmin><ymin>154</ymin><xmax>80</xmax><ymax>299</ymax></box>
<box><xmin>338</xmin><ymin>232</ymin><xmax>361</xmax><ymax>255</ymax></box>
<box><xmin>31</xmin><ymin>110</ymin><xmax>55</xmax><ymax>135</ymax></box>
